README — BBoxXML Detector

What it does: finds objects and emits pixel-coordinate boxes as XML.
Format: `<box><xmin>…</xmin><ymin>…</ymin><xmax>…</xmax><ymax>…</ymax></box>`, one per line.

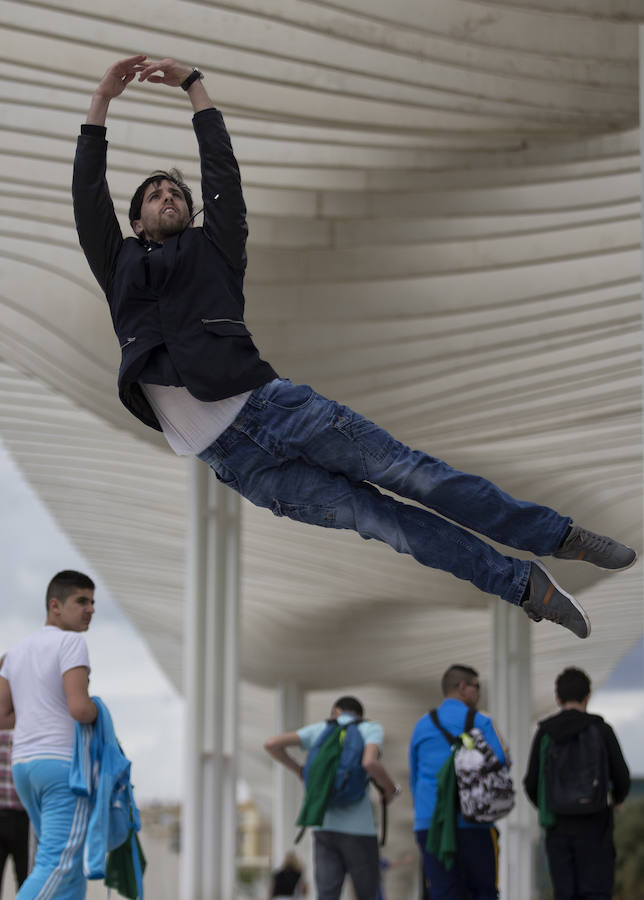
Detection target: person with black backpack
<box><xmin>523</xmin><ymin>667</ymin><xmax>630</xmax><ymax>900</ymax></box>
<box><xmin>264</xmin><ymin>696</ymin><xmax>400</xmax><ymax>900</ymax></box>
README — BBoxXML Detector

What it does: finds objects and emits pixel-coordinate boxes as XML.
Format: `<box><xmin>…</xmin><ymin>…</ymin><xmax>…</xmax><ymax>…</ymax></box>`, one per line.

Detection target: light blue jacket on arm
<box><xmin>69</xmin><ymin>696</ymin><xmax>141</xmax><ymax>882</ymax></box>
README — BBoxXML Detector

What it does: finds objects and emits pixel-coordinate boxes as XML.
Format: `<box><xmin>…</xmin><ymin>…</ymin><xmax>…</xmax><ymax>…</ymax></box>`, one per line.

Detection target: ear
<box><xmin>48</xmin><ymin>597</ymin><xmax>62</xmax><ymax>616</ymax></box>
<box><xmin>131</xmin><ymin>220</ymin><xmax>144</xmax><ymax>237</ymax></box>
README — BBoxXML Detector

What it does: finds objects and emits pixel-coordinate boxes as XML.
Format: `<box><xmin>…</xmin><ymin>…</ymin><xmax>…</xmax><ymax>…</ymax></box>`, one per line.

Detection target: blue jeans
<box><xmin>12</xmin><ymin>758</ymin><xmax>89</xmax><ymax>900</ymax></box>
<box><xmin>415</xmin><ymin>827</ymin><xmax>499</xmax><ymax>900</ymax></box>
<box><xmin>198</xmin><ymin>379</ymin><xmax>571</xmax><ymax>604</ymax></box>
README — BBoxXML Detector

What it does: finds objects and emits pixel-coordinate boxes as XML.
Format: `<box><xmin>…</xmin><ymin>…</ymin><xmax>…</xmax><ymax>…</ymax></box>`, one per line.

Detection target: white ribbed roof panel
<box><xmin>0</xmin><ymin>0</ymin><xmax>642</xmax><ymax>874</ymax></box>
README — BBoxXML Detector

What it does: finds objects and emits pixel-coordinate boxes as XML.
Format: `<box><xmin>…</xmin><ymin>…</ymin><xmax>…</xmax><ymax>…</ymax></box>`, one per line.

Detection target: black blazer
<box><xmin>73</xmin><ymin>107</ymin><xmax>277</xmax><ymax>430</ymax></box>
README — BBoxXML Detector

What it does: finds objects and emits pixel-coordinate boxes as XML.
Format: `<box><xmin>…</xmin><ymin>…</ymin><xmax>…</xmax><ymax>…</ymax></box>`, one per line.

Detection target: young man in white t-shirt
<box><xmin>264</xmin><ymin>696</ymin><xmax>400</xmax><ymax>900</ymax></box>
<box><xmin>0</xmin><ymin>570</ymin><xmax>97</xmax><ymax>900</ymax></box>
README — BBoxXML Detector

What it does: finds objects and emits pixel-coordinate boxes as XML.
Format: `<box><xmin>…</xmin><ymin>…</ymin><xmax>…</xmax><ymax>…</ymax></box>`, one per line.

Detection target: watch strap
<box><xmin>181</xmin><ymin>67</ymin><xmax>203</xmax><ymax>91</ymax></box>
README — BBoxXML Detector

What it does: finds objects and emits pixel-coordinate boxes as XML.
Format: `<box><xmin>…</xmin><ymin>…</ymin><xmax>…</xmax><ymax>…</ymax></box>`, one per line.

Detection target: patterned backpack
<box><xmin>430</xmin><ymin>708</ymin><xmax>515</xmax><ymax>823</ymax></box>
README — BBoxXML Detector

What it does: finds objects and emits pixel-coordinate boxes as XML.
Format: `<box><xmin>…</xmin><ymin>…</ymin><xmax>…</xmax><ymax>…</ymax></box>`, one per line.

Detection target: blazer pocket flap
<box><xmin>202</xmin><ymin>319</ymin><xmax>252</xmax><ymax>337</ymax></box>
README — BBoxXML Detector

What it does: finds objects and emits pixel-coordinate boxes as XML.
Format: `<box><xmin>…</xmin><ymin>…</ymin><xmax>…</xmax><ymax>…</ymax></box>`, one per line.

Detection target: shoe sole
<box><xmin>532</xmin><ymin>560</ymin><xmax>591</xmax><ymax>639</ymax></box>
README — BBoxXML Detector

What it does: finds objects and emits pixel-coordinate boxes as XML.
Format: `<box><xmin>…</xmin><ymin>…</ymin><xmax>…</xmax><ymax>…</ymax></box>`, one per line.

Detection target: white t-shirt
<box><xmin>0</xmin><ymin>626</ymin><xmax>90</xmax><ymax>761</ymax></box>
<box><xmin>139</xmin><ymin>383</ymin><xmax>251</xmax><ymax>456</ymax></box>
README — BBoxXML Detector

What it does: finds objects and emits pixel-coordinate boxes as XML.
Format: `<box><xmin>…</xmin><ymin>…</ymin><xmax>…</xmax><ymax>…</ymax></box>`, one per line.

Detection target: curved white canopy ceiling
<box><xmin>0</xmin><ymin>0</ymin><xmax>642</xmax><ymax>872</ymax></box>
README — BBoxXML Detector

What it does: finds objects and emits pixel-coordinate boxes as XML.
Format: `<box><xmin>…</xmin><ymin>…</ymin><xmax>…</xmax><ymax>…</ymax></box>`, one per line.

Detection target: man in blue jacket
<box><xmin>73</xmin><ymin>55</ymin><xmax>637</xmax><ymax>640</ymax></box>
<box><xmin>409</xmin><ymin>664</ymin><xmax>509</xmax><ymax>900</ymax></box>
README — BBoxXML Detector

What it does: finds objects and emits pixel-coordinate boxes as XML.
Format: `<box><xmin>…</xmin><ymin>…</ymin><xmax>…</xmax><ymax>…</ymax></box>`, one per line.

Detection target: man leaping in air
<box><xmin>72</xmin><ymin>55</ymin><xmax>637</xmax><ymax>640</ymax></box>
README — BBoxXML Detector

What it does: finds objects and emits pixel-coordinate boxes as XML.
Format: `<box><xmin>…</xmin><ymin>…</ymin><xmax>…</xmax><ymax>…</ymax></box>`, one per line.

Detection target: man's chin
<box><xmin>159</xmin><ymin>218</ymin><xmax>189</xmax><ymax>239</ymax></box>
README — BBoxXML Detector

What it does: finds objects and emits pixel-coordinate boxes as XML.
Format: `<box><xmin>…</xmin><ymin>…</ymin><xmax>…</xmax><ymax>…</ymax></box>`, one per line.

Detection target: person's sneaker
<box><xmin>521</xmin><ymin>561</ymin><xmax>591</xmax><ymax>639</ymax></box>
<box><xmin>554</xmin><ymin>525</ymin><xmax>637</xmax><ymax>571</ymax></box>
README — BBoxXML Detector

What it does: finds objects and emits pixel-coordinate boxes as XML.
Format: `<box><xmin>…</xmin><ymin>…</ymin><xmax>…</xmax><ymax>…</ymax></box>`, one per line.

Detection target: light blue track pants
<box><xmin>12</xmin><ymin>758</ymin><xmax>89</xmax><ymax>900</ymax></box>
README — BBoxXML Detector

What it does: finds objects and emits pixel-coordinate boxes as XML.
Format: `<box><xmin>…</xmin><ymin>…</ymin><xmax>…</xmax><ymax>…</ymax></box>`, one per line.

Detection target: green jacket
<box><xmin>427</xmin><ymin>753</ymin><xmax>459</xmax><ymax>871</ymax></box>
<box><xmin>296</xmin><ymin>727</ymin><xmax>344</xmax><ymax>828</ymax></box>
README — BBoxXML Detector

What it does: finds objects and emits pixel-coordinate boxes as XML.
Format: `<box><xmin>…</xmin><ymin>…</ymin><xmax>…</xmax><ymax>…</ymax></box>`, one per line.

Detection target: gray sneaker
<box><xmin>554</xmin><ymin>525</ymin><xmax>637</xmax><ymax>571</ymax></box>
<box><xmin>522</xmin><ymin>561</ymin><xmax>591</xmax><ymax>639</ymax></box>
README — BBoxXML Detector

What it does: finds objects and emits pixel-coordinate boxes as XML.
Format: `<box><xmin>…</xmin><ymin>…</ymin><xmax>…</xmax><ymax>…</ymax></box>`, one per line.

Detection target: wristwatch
<box><xmin>181</xmin><ymin>67</ymin><xmax>204</xmax><ymax>91</ymax></box>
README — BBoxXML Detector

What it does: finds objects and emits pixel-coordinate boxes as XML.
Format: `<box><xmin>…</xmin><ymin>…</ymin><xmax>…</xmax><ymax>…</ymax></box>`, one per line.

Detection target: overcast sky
<box><xmin>1</xmin><ymin>437</ymin><xmax>642</xmax><ymax>809</ymax></box>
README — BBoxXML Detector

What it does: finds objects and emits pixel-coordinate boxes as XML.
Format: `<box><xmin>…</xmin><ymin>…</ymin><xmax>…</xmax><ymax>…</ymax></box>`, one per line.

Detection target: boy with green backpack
<box><xmin>264</xmin><ymin>696</ymin><xmax>400</xmax><ymax>900</ymax></box>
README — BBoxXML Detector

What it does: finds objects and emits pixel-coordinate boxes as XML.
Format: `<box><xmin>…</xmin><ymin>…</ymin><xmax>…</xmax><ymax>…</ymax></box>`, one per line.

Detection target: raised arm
<box><xmin>138</xmin><ymin>58</ymin><xmax>248</xmax><ymax>270</ymax></box>
<box><xmin>86</xmin><ymin>54</ymin><xmax>148</xmax><ymax>126</ymax></box>
<box><xmin>73</xmin><ymin>56</ymin><xmax>148</xmax><ymax>293</ymax></box>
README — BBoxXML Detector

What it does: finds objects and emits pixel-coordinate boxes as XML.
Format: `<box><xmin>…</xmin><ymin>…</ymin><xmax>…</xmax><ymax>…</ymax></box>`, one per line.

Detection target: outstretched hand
<box><xmin>95</xmin><ymin>54</ymin><xmax>148</xmax><ymax>100</ymax></box>
<box><xmin>137</xmin><ymin>58</ymin><xmax>194</xmax><ymax>88</ymax></box>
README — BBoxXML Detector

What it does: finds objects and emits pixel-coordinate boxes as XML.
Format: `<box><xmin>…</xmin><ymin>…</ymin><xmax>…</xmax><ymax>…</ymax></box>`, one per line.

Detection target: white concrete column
<box><xmin>271</xmin><ymin>682</ymin><xmax>305</xmax><ymax>865</ymax></box>
<box><xmin>640</xmin><ymin>27</ymin><xmax>644</xmax><ymax>290</ymax></box>
<box><xmin>181</xmin><ymin>459</ymin><xmax>241</xmax><ymax>900</ymax></box>
<box><xmin>489</xmin><ymin>599</ymin><xmax>533</xmax><ymax>900</ymax></box>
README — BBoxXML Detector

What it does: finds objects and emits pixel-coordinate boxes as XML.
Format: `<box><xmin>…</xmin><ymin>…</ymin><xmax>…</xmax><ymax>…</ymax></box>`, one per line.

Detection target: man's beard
<box><xmin>155</xmin><ymin>214</ymin><xmax>189</xmax><ymax>240</ymax></box>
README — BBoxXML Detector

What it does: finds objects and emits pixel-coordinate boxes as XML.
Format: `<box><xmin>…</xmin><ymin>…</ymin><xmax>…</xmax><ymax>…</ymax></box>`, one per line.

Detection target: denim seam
<box><xmin>266</xmin><ymin>393</ymin><xmax>315</xmax><ymax>412</ymax></box>
<box><xmin>510</xmin><ymin>559</ymin><xmax>531</xmax><ymax>607</ymax></box>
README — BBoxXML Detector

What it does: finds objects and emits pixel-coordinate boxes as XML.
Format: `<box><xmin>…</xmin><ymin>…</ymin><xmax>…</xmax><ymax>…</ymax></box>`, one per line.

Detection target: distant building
<box><xmin>140</xmin><ymin>798</ymin><xmax>271</xmax><ymax>874</ymax></box>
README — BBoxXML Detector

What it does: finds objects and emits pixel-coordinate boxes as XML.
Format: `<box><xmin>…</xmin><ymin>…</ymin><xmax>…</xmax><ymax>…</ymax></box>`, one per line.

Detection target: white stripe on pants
<box><xmin>12</xmin><ymin>758</ymin><xmax>89</xmax><ymax>900</ymax></box>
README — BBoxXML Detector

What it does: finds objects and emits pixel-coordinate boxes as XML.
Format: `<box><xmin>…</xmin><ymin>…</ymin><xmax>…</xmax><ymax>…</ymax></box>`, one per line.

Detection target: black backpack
<box><xmin>545</xmin><ymin>722</ymin><xmax>609</xmax><ymax>815</ymax></box>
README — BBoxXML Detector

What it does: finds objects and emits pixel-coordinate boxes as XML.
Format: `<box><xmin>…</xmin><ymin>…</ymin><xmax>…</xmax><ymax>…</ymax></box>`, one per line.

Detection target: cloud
<box><xmin>590</xmin><ymin>688</ymin><xmax>644</xmax><ymax>777</ymax></box>
<box><xmin>601</xmin><ymin>638</ymin><xmax>644</xmax><ymax>691</ymax></box>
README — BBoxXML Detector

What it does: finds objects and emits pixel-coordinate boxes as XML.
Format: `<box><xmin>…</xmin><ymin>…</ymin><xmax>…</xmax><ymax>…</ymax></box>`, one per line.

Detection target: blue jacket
<box><xmin>70</xmin><ymin>697</ymin><xmax>140</xmax><ymax>879</ymax></box>
<box><xmin>409</xmin><ymin>698</ymin><xmax>509</xmax><ymax>831</ymax></box>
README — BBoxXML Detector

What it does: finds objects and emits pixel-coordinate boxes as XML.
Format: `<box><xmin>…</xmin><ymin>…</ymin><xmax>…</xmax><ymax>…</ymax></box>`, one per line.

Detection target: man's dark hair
<box><xmin>46</xmin><ymin>570</ymin><xmax>94</xmax><ymax>611</ymax></box>
<box><xmin>332</xmin><ymin>695</ymin><xmax>363</xmax><ymax>718</ymax></box>
<box><xmin>441</xmin><ymin>664</ymin><xmax>478</xmax><ymax>696</ymax></box>
<box><xmin>555</xmin><ymin>667</ymin><xmax>591</xmax><ymax>703</ymax></box>
<box><xmin>128</xmin><ymin>169</ymin><xmax>194</xmax><ymax>226</ymax></box>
